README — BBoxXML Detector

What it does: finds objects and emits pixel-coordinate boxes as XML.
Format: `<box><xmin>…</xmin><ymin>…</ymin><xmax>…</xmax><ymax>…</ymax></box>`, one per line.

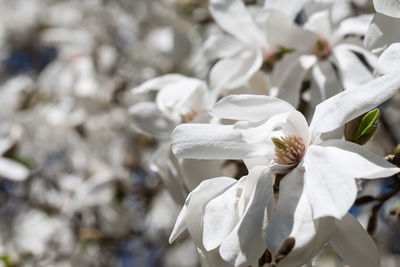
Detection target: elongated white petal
<box><xmin>364</xmin><ymin>13</ymin><xmax>400</xmax><ymax>53</ymax></box>
<box><xmin>266</xmin><ymin>167</ymin><xmax>335</xmax><ymax>266</ymax></box>
<box><xmin>273</xmin><ymin>53</ymin><xmax>316</xmax><ymax>107</ymax></box>
<box><xmin>304</xmin><ymin>140</ymin><xmax>399</xmax><ymax>219</ymax></box>
<box><xmin>209</xmin><ymin>0</ymin><xmax>265</xmax><ymax>47</ymax></box>
<box><xmin>203</xmin><ymin>34</ymin><xmax>244</xmax><ymax>60</ymax></box>
<box><xmin>150</xmin><ymin>143</ymin><xmax>186</xmax><ymax>205</ymax></box>
<box><xmin>210</xmin><ymin>94</ymin><xmax>294</xmax><ymax>122</ymax></box>
<box><xmin>333</xmin><ymin>44</ymin><xmax>374</xmax><ymax>90</ymax></box>
<box><xmin>330</xmin><ymin>213</ymin><xmax>380</xmax><ymax>267</ymax></box>
<box><xmin>209</xmin><ymin>49</ymin><xmax>263</xmax><ymax>91</ymax></box>
<box><xmin>219</xmin><ymin>168</ymin><xmax>274</xmax><ymax>265</ymax></box>
<box><xmin>169</xmin><ymin>177</ymin><xmax>236</xmax><ymax>244</ymax></box>
<box><xmin>0</xmin><ymin>158</ymin><xmax>29</xmax><ymax>181</ymax></box>
<box><xmin>131</xmin><ymin>74</ymin><xmax>187</xmax><ymax>94</ymax></box>
<box><xmin>376</xmin><ymin>43</ymin><xmax>400</xmax><ymax>75</ymax></box>
<box><xmin>171</xmin><ymin>123</ymin><xmax>271</xmax><ymax>160</ymax></box>
<box><xmin>310</xmin><ymin>72</ymin><xmax>400</xmax><ymax>139</ymax></box>
<box><xmin>310</xmin><ymin>61</ymin><xmax>342</xmax><ymax>108</ymax></box>
<box><xmin>129</xmin><ymin>102</ymin><xmax>176</xmax><ymax>138</ymax></box>
<box><xmin>333</xmin><ymin>14</ymin><xmax>373</xmax><ymax>42</ymax></box>
<box><xmin>373</xmin><ymin>0</ymin><xmax>400</xmax><ymax>18</ymax></box>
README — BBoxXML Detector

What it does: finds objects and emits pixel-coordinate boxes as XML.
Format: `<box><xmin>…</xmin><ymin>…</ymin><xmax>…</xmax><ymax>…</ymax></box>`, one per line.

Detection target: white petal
<box><xmin>376</xmin><ymin>43</ymin><xmax>400</xmax><ymax>75</ymax></box>
<box><xmin>364</xmin><ymin>12</ymin><xmax>400</xmax><ymax>53</ymax></box>
<box><xmin>218</xmin><ymin>167</ymin><xmax>274</xmax><ymax>265</ymax></box>
<box><xmin>254</xmin><ymin>9</ymin><xmax>317</xmax><ymax>51</ymax></box>
<box><xmin>310</xmin><ymin>71</ymin><xmax>400</xmax><ymax>139</ymax></box>
<box><xmin>178</xmin><ymin>159</ymin><xmax>224</xmax><ymax>191</ymax></box>
<box><xmin>304</xmin><ymin>10</ymin><xmax>332</xmax><ymax>39</ymax></box>
<box><xmin>333</xmin><ymin>44</ymin><xmax>374</xmax><ymax>90</ymax></box>
<box><xmin>373</xmin><ymin>0</ymin><xmax>400</xmax><ymax>18</ymax></box>
<box><xmin>266</xmin><ymin>167</ymin><xmax>335</xmax><ymax>266</ymax></box>
<box><xmin>209</xmin><ymin>0</ymin><xmax>265</xmax><ymax>47</ymax></box>
<box><xmin>131</xmin><ymin>74</ymin><xmax>187</xmax><ymax>94</ymax></box>
<box><xmin>272</xmin><ymin>53</ymin><xmax>316</xmax><ymax>107</ymax></box>
<box><xmin>150</xmin><ymin>143</ymin><xmax>187</xmax><ymax>205</ymax></box>
<box><xmin>234</xmin><ymin>110</ymin><xmax>309</xmax><ymax>145</ymax></box>
<box><xmin>0</xmin><ymin>158</ymin><xmax>29</xmax><ymax>181</ymax></box>
<box><xmin>171</xmin><ymin>123</ymin><xmax>271</xmax><ymax>160</ymax></box>
<box><xmin>310</xmin><ymin>61</ymin><xmax>342</xmax><ymax>108</ymax></box>
<box><xmin>330</xmin><ymin>213</ymin><xmax>380</xmax><ymax>267</ymax></box>
<box><xmin>333</xmin><ymin>14</ymin><xmax>373</xmax><ymax>42</ymax></box>
<box><xmin>210</xmin><ymin>94</ymin><xmax>294</xmax><ymax>122</ymax></box>
<box><xmin>129</xmin><ymin>102</ymin><xmax>176</xmax><ymax>138</ymax></box>
<box><xmin>156</xmin><ymin>77</ymin><xmax>207</xmax><ymax>121</ymax></box>
<box><xmin>209</xmin><ymin>49</ymin><xmax>263</xmax><ymax>91</ymax></box>
<box><xmin>169</xmin><ymin>177</ymin><xmax>236</xmax><ymax>244</ymax></box>
<box><xmin>304</xmin><ymin>140</ymin><xmax>399</xmax><ymax>219</ymax></box>
<box><xmin>203</xmin><ymin>34</ymin><xmax>244</xmax><ymax>60</ymax></box>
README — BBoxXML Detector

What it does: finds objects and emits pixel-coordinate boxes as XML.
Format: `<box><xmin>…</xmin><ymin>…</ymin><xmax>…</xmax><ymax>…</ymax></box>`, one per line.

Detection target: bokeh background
<box><xmin>0</xmin><ymin>0</ymin><xmax>399</xmax><ymax>266</ymax></box>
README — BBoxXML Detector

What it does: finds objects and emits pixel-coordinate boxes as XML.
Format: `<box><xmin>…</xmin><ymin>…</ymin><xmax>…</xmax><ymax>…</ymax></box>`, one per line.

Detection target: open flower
<box><xmin>169</xmin><ymin>166</ymin><xmax>381</xmax><ymax>266</ymax></box>
<box><xmin>172</xmin><ymin>72</ymin><xmax>400</xmax><ymax>220</ymax></box>
<box><xmin>129</xmin><ymin>74</ymin><xmax>224</xmax><ymax>204</ymax></box>
<box><xmin>271</xmin><ymin>9</ymin><xmax>377</xmax><ymax>108</ymax></box>
<box><xmin>205</xmin><ymin>0</ymin><xmax>312</xmax><ymax>93</ymax></box>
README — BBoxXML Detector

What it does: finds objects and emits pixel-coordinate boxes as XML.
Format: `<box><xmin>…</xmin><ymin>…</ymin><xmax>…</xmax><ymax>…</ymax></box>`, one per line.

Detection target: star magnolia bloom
<box><xmin>169</xmin><ymin>168</ymin><xmax>381</xmax><ymax>266</ymax></box>
<box><xmin>271</xmin><ymin>9</ymin><xmax>377</xmax><ymax>108</ymax></box>
<box><xmin>172</xmin><ymin>72</ymin><xmax>400</xmax><ymax>220</ymax></box>
<box><xmin>130</xmin><ymin>74</ymin><xmax>211</xmax><ymax>139</ymax></box>
<box><xmin>130</xmin><ymin>74</ymin><xmax>223</xmax><ymax>204</ymax></box>
<box><xmin>205</xmin><ymin>0</ymin><xmax>311</xmax><ymax>93</ymax></box>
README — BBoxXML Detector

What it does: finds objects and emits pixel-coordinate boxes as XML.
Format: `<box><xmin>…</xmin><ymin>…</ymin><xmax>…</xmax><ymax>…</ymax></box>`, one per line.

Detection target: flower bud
<box><xmin>345</xmin><ymin>109</ymin><xmax>379</xmax><ymax>145</ymax></box>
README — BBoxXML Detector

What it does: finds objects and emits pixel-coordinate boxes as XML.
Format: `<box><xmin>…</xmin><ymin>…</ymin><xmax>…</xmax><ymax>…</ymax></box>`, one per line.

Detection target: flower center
<box><xmin>272</xmin><ymin>136</ymin><xmax>305</xmax><ymax>165</ymax></box>
<box><xmin>313</xmin><ymin>38</ymin><xmax>331</xmax><ymax>59</ymax></box>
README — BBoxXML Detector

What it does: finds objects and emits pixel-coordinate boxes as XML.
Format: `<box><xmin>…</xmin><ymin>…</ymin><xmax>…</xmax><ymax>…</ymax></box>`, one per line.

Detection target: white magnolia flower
<box><xmin>169</xmin><ymin>167</ymin><xmax>381</xmax><ymax>266</ymax></box>
<box><xmin>271</xmin><ymin>9</ymin><xmax>377</xmax><ymax>108</ymax></box>
<box><xmin>172</xmin><ymin>72</ymin><xmax>400</xmax><ymax>221</ymax></box>
<box><xmin>205</xmin><ymin>0</ymin><xmax>311</xmax><ymax>93</ymax></box>
<box><xmin>130</xmin><ymin>74</ymin><xmax>211</xmax><ymax>139</ymax></box>
<box><xmin>130</xmin><ymin>74</ymin><xmax>223</xmax><ymax>203</ymax></box>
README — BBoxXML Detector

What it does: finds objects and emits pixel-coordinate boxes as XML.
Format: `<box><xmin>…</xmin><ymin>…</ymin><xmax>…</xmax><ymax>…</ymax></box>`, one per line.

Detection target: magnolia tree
<box><xmin>1</xmin><ymin>0</ymin><xmax>400</xmax><ymax>266</ymax></box>
<box><xmin>131</xmin><ymin>0</ymin><xmax>400</xmax><ymax>266</ymax></box>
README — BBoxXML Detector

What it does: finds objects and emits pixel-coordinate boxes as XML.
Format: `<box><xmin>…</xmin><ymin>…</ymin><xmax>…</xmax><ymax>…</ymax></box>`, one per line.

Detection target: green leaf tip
<box><xmin>354</xmin><ymin>108</ymin><xmax>380</xmax><ymax>144</ymax></box>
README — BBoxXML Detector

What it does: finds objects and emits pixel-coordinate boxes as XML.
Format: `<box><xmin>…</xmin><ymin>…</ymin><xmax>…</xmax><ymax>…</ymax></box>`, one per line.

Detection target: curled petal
<box><xmin>129</xmin><ymin>102</ymin><xmax>176</xmax><ymax>139</ymax></box>
<box><xmin>209</xmin><ymin>49</ymin><xmax>263</xmax><ymax>92</ymax></box>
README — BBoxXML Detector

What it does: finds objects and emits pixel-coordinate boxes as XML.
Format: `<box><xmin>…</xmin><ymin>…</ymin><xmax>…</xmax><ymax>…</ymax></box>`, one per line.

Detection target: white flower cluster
<box><xmin>131</xmin><ymin>0</ymin><xmax>400</xmax><ymax>266</ymax></box>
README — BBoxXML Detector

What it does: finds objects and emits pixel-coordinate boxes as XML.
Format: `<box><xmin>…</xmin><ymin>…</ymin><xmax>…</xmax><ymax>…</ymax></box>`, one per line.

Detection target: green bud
<box><xmin>345</xmin><ymin>109</ymin><xmax>379</xmax><ymax>145</ymax></box>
